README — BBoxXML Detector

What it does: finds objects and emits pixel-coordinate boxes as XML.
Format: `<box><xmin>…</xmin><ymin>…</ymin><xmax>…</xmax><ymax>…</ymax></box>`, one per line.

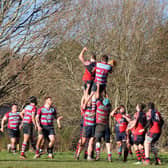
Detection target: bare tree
<box><xmin>0</xmin><ymin>0</ymin><xmax>68</xmax><ymax>102</ymax></box>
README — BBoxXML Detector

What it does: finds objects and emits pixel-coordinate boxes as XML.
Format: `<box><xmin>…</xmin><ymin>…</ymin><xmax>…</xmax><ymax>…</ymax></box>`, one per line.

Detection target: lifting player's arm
<box><xmin>0</xmin><ymin>115</ymin><xmax>7</xmax><ymax>132</ymax></box>
<box><xmin>78</xmin><ymin>47</ymin><xmax>89</xmax><ymax>66</ymax></box>
<box><xmin>20</xmin><ymin>109</ymin><xmax>25</xmax><ymax>119</ymax></box>
<box><xmin>122</xmin><ymin>114</ymin><xmax>131</xmax><ymax>122</ymax></box>
<box><xmin>110</xmin><ymin>106</ymin><xmax>120</xmax><ymax>117</ymax></box>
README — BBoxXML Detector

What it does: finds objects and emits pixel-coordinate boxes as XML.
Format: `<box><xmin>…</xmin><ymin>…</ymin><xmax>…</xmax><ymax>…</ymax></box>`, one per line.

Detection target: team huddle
<box><xmin>75</xmin><ymin>47</ymin><xmax>164</xmax><ymax>165</ymax></box>
<box><xmin>0</xmin><ymin>47</ymin><xmax>164</xmax><ymax>165</ymax></box>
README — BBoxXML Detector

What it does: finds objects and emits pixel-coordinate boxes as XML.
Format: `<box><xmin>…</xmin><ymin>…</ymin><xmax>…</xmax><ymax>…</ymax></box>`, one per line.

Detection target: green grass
<box><xmin>0</xmin><ymin>151</ymin><xmax>167</xmax><ymax>168</ymax></box>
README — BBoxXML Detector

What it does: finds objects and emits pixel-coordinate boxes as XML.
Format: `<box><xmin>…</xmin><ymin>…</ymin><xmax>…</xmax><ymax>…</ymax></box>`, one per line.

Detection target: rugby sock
<box><xmin>155</xmin><ymin>157</ymin><xmax>161</xmax><ymax>164</ymax></box>
<box><xmin>75</xmin><ymin>142</ymin><xmax>80</xmax><ymax>155</ymax></box>
<box><xmin>11</xmin><ymin>145</ymin><xmax>16</xmax><ymax>152</ymax></box>
<box><xmin>47</xmin><ymin>147</ymin><xmax>53</xmax><ymax>154</ymax></box>
<box><xmin>140</xmin><ymin>148</ymin><xmax>145</xmax><ymax>161</ymax></box>
<box><xmin>128</xmin><ymin>150</ymin><xmax>133</xmax><ymax>155</ymax></box>
<box><xmin>84</xmin><ymin>150</ymin><xmax>88</xmax><ymax>159</ymax></box>
<box><xmin>123</xmin><ymin>148</ymin><xmax>128</xmax><ymax>162</ymax></box>
<box><xmin>35</xmin><ymin>149</ymin><xmax>39</xmax><ymax>155</ymax></box>
<box><xmin>135</xmin><ymin>150</ymin><xmax>141</xmax><ymax>161</ymax></box>
<box><xmin>108</xmin><ymin>152</ymin><xmax>112</xmax><ymax>159</ymax></box>
<box><xmin>91</xmin><ymin>150</ymin><xmax>94</xmax><ymax>159</ymax></box>
<box><xmin>96</xmin><ymin>142</ymin><xmax>100</xmax><ymax>157</ymax></box>
<box><xmin>21</xmin><ymin>142</ymin><xmax>27</xmax><ymax>156</ymax></box>
<box><xmin>118</xmin><ymin>146</ymin><xmax>122</xmax><ymax>156</ymax></box>
<box><xmin>31</xmin><ymin>142</ymin><xmax>36</xmax><ymax>151</ymax></box>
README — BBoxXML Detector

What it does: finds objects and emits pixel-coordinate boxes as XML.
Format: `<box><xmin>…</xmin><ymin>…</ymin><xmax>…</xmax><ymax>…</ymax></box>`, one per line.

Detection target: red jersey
<box><xmin>133</xmin><ymin>111</ymin><xmax>146</xmax><ymax>135</ymax></box>
<box><xmin>82</xmin><ymin>62</ymin><xmax>96</xmax><ymax>82</ymax></box>
<box><xmin>114</xmin><ymin>113</ymin><xmax>128</xmax><ymax>133</ymax></box>
<box><xmin>147</xmin><ymin>111</ymin><xmax>162</xmax><ymax>134</ymax></box>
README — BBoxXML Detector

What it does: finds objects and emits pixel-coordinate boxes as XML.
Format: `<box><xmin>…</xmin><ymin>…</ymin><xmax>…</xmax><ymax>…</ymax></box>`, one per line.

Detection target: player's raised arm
<box><xmin>78</xmin><ymin>47</ymin><xmax>89</xmax><ymax>65</ymax></box>
<box><xmin>110</xmin><ymin>106</ymin><xmax>120</xmax><ymax>117</ymax></box>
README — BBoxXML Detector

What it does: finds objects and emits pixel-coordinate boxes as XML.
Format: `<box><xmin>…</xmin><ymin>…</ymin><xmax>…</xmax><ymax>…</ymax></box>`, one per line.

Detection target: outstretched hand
<box><xmin>82</xmin><ymin>47</ymin><xmax>87</xmax><ymax>52</ymax></box>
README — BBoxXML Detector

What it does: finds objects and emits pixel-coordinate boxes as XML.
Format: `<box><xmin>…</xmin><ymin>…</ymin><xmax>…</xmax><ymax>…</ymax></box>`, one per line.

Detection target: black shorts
<box><xmin>116</xmin><ymin>132</ymin><xmax>126</xmax><ymax>142</ymax></box>
<box><xmin>23</xmin><ymin>123</ymin><xmax>34</xmax><ymax>135</ymax></box>
<box><xmin>41</xmin><ymin>125</ymin><xmax>55</xmax><ymax>138</ymax></box>
<box><xmin>84</xmin><ymin>80</ymin><xmax>94</xmax><ymax>89</ymax></box>
<box><xmin>133</xmin><ymin>134</ymin><xmax>145</xmax><ymax>145</ymax></box>
<box><xmin>82</xmin><ymin>126</ymin><xmax>95</xmax><ymax>138</ymax></box>
<box><xmin>95</xmin><ymin>124</ymin><xmax>110</xmax><ymax>143</ymax></box>
<box><xmin>91</xmin><ymin>82</ymin><xmax>106</xmax><ymax>92</ymax></box>
<box><xmin>129</xmin><ymin>133</ymin><xmax>134</xmax><ymax>146</ymax></box>
<box><xmin>8</xmin><ymin>129</ymin><xmax>20</xmax><ymax>138</ymax></box>
<box><xmin>146</xmin><ymin>132</ymin><xmax>161</xmax><ymax>144</ymax></box>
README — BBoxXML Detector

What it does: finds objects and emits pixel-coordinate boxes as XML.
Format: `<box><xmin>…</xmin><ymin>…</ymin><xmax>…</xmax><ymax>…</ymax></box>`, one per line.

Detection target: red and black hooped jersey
<box><xmin>147</xmin><ymin>111</ymin><xmax>162</xmax><ymax>134</ymax></box>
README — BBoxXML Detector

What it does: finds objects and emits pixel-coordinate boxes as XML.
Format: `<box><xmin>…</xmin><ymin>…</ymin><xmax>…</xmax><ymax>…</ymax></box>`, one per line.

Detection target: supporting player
<box><xmin>143</xmin><ymin>102</ymin><xmax>164</xmax><ymax>165</ymax></box>
<box><xmin>0</xmin><ymin>104</ymin><xmax>21</xmax><ymax>153</ymax></box>
<box><xmin>19</xmin><ymin>96</ymin><xmax>37</xmax><ymax>159</ymax></box>
<box><xmin>110</xmin><ymin>105</ymin><xmax>130</xmax><ymax>161</ymax></box>
<box><xmin>94</xmin><ymin>96</ymin><xmax>112</xmax><ymax>162</ymax></box>
<box><xmin>34</xmin><ymin>97</ymin><xmax>63</xmax><ymax>159</ymax></box>
<box><xmin>76</xmin><ymin>99</ymin><xmax>96</xmax><ymax>161</ymax></box>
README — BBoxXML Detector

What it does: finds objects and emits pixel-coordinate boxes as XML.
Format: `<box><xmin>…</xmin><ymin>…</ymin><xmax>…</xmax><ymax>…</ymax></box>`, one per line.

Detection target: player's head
<box><xmin>11</xmin><ymin>104</ymin><xmax>17</xmax><ymax>112</ymax></box>
<box><xmin>103</xmin><ymin>98</ymin><xmax>110</xmax><ymax>106</ymax></box>
<box><xmin>29</xmin><ymin>96</ymin><xmax>37</xmax><ymax>105</ymax></box>
<box><xmin>136</xmin><ymin>103</ymin><xmax>146</xmax><ymax>112</ymax></box>
<box><xmin>119</xmin><ymin>105</ymin><xmax>125</xmax><ymax>114</ymax></box>
<box><xmin>87</xmin><ymin>99</ymin><xmax>92</xmax><ymax>106</ymax></box>
<box><xmin>44</xmin><ymin>96</ymin><xmax>52</xmax><ymax>106</ymax></box>
<box><xmin>90</xmin><ymin>53</ymin><xmax>96</xmax><ymax>62</ymax></box>
<box><xmin>101</xmin><ymin>55</ymin><xmax>109</xmax><ymax>63</ymax></box>
<box><xmin>148</xmin><ymin>102</ymin><xmax>155</xmax><ymax>110</ymax></box>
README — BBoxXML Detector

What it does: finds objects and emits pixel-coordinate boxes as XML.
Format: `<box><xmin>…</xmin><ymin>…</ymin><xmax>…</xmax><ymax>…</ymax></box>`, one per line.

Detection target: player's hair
<box><xmin>137</xmin><ymin>103</ymin><xmax>146</xmax><ymax>111</ymax></box>
<box><xmin>44</xmin><ymin>96</ymin><xmax>52</xmax><ymax>101</ymax></box>
<box><xmin>91</xmin><ymin>53</ymin><xmax>96</xmax><ymax>60</ymax></box>
<box><xmin>29</xmin><ymin>96</ymin><xmax>37</xmax><ymax>105</ymax></box>
<box><xmin>11</xmin><ymin>103</ymin><xmax>18</xmax><ymax>109</ymax></box>
<box><xmin>101</xmin><ymin>55</ymin><xmax>109</xmax><ymax>63</ymax></box>
<box><xmin>148</xmin><ymin>102</ymin><xmax>155</xmax><ymax>110</ymax></box>
<box><xmin>120</xmin><ymin>105</ymin><xmax>125</xmax><ymax>109</ymax></box>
